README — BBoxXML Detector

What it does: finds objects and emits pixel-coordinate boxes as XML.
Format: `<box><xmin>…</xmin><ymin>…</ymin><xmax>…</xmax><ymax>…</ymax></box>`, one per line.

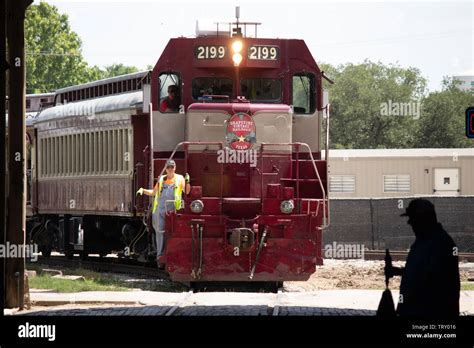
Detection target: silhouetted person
<box><xmin>385</xmin><ymin>198</ymin><xmax>460</xmax><ymax>317</ymax></box>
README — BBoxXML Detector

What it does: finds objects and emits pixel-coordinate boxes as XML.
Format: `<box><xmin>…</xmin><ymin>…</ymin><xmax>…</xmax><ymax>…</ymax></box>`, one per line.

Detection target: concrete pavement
<box><xmin>4</xmin><ymin>289</ymin><xmax>473</xmax><ymax>316</ymax></box>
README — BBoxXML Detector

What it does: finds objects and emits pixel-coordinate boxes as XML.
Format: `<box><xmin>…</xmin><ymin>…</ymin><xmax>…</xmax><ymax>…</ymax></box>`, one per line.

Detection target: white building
<box><xmin>453</xmin><ymin>70</ymin><xmax>474</xmax><ymax>92</ymax></box>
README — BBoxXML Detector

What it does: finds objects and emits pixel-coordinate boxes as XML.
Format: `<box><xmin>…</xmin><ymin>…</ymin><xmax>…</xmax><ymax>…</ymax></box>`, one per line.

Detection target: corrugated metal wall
<box><xmin>324</xmin><ymin>197</ymin><xmax>474</xmax><ymax>252</ymax></box>
<box><xmin>328</xmin><ymin>155</ymin><xmax>474</xmax><ymax>197</ymax></box>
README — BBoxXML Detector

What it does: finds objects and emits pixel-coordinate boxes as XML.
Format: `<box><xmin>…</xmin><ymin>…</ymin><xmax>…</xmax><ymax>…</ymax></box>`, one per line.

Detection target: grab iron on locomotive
<box><xmin>25</xmin><ymin>11</ymin><xmax>331</xmax><ymax>284</ymax></box>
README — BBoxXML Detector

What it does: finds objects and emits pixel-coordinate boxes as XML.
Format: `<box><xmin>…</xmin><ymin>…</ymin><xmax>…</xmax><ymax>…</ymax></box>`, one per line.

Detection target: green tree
<box><xmin>321</xmin><ymin>60</ymin><xmax>427</xmax><ymax>149</ymax></box>
<box><xmin>99</xmin><ymin>63</ymin><xmax>139</xmax><ymax>79</ymax></box>
<box><xmin>416</xmin><ymin>77</ymin><xmax>474</xmax><ymax>148</ymax></box>
<box><xmin>25</xmin><ymin>2</ymin><xmax>95</xmax><ymax>93</ymax></box>
<box><xmin>86</xmin><ymin>64</ymin><xmax>140</xmax><ymax>81</ymax></box>
<box><xmin>25</xmin><ymin>2</ymin><xmax>140</xmax><ymax>93</ymax></box>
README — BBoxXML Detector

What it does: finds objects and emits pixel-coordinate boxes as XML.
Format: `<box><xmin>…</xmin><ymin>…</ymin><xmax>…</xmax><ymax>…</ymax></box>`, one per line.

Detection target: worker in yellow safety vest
<box><xmin>136</xmin><ymin>159</ymin><xmax>191</xmax><ymax>261</ymax></box>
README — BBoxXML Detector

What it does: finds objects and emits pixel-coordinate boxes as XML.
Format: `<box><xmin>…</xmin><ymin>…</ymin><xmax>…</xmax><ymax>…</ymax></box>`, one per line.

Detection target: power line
<box><xmin>25</xmin><ymin>51</ymin><xmax>81</xmax><ymax>56</ymax></box>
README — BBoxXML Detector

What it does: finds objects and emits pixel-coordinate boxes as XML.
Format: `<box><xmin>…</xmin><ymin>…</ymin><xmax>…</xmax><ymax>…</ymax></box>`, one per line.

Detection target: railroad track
<box><xmin>29</xmin><ymin>255</ymin><xmax>170</xmax><ymax>279</ymax></box>
<box><xmin>364</xmin><ymin>250</ymin><xmax>474</xmax><ymax>262</ymax></box>
<box><xmin>28</xmin><ymin>256</ymin><xmax>283</xmax><ymax>292</ymax></box>
<box><xmin>29</xmin><ymin>250</ymin><xmax>474</xmax><ymax>286</ymax></box>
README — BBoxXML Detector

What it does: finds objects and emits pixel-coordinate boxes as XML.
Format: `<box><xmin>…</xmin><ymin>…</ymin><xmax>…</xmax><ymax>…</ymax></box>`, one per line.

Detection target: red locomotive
<box><xmin>28</xmin><ymin>13</ymin><xmax>330</xmax><ymax>285</ymax></box>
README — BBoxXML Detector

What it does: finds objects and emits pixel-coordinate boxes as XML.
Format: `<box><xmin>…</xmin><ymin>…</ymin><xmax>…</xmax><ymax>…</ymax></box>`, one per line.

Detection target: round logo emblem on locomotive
<box><xmin>225</xmin><ymin>112</ymin><xmax>256</xmax><ymax>150</ymax></box>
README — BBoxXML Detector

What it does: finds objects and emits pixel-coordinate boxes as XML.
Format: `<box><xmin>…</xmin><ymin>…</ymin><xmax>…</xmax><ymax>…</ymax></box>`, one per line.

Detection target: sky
<box><xmin>41</xmin><ymin>0</ymin><xmax>473</xmax><ymax>92</ymax></box>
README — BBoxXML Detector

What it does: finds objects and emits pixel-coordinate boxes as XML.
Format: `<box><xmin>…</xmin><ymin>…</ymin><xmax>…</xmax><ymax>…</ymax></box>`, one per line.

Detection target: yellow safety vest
<box><xmin>152</xmin><ymin>174</ymin><xmax>185</xmax><ymax>213</ymax></box>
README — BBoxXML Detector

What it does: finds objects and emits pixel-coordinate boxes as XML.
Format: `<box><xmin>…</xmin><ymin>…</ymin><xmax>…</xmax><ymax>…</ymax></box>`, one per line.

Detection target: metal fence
<box><xmin>324</xmin><ymin>197</ymin><xmax>474</xmax><ymax>252</ymax></box>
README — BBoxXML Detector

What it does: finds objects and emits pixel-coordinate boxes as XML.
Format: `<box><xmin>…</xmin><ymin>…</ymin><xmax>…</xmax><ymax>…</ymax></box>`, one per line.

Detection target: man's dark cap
<box><xmin>168</xmin><ymin>85</ymin><xmax>178</xmax><ymax>92</ymax></box>
<box><xmin>400</xmin><ymin>198</ymin><xmax>435</xmax><ymax>217</ymax></box>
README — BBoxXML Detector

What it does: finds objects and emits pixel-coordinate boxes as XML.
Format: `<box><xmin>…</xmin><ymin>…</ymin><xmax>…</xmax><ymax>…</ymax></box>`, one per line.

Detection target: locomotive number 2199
<box><xmin>248</xmin><ymin>45</ymin><xmax>279</xmax><ymax>60</ymax></box>
<box><xmin>195</xmin><ymin>45</ymin><xmax>226</xmax><ymax>59</ymax></box>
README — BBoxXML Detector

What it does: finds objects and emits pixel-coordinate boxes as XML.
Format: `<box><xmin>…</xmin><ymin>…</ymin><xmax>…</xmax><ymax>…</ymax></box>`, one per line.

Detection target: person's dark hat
<box><xmin>168</xmin><ymin>85</ymin><xmax>178</xmax><ymax>93</ymax></box>
<box><xmin>166</xmin><ymin>159</ymin><xmax>176</xmax><ymax>167</ymax></box>
<box><xmin>400</xmin><ymin>198</ymin><xmax>435</xmax><ymax>217</ymax></box>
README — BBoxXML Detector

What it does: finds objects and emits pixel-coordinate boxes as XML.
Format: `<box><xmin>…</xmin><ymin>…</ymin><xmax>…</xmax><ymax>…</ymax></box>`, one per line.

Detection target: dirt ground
<box><xmin>28</xmin><ymin>258</ymin><xmax>472</xmax><ymax>294</ymax></box>
<box><xmin>285</xmin><ymin>259</ymin><xmax>472</xmax><ymax>291</ymax></box>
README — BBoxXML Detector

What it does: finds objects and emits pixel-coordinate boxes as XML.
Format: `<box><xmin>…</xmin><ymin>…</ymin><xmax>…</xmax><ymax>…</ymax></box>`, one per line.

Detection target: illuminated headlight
<box><xmin>190</xmin><ymin>200</ymin><xmax>204</xmax><ymax>214</ymax></box>
<box><xmin>232</xmin><ymin>53</ymin><xmax>243</xmax><ymax>66</ymax></box>
<box><xmin>232</xmin><ymin>40</ymin><xmax>243</xmax><ymax>53</ymax></box>
<box><xmin>280</xmin><ymin>200</ymin><xmax>294</xmax><ymax>214</ymax></box>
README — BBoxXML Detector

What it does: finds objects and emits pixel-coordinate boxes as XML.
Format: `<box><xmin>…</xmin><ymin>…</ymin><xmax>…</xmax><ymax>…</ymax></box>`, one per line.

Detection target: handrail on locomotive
<box><xmin>153</xmin><ymin>139</ymin><xmax>330</xmax><ymax>229</ymax></box>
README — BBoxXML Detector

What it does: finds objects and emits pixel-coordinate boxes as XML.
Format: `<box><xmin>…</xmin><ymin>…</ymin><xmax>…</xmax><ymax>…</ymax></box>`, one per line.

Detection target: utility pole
<box><xmin>5</xmin><ymin>0</ymin><xmax>33</xmax><ymax>309</ymax></box>
<box><xmin>1</xmin><ymin>0</ymin><xmax>7</xmax><ymax>311</ymax></box>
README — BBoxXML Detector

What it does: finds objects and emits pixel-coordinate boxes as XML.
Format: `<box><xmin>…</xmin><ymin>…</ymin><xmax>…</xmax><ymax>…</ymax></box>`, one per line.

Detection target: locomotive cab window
<box><xmin>159</xmin><ymin>72</ymin><xmax>181</xmax><ymax>113</ymax></box>
<box><xmin>292</xmin><ymin>74</ymin><xmax>316</xmax><ymax>114</ymax></box>
<box><xmin>240</xmin><ymin>78</ymin><xmax>282</xmax><ymax>102</ymax></box>
<box><xmin>192</xmin><ymin>77</ymin><xmax>233</xmax><ymax>100</ymax></box>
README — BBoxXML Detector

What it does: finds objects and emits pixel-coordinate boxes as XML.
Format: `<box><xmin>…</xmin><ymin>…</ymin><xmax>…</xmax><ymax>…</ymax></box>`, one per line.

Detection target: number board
<box><xmin>248</xmin><ymin>45</ymin><xmax>279</xmax><ymax>60</ymax></box>
<box><xmin>195</xmin><ymin>45</ymin><xmax>226</xmax><ymax>59</ymax></box>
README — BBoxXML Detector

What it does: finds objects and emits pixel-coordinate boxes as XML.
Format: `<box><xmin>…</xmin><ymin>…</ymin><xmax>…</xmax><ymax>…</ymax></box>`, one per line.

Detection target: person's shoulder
<box><xmin>431</xmin><ymin>224</ymin><xmax>456</xmax><ymax>254</ymax></box>
<box><xmin>435</xmin><ymin>224</ymin><xmax>455</xmax><ymax>242</ymax></box>
<box><xmin>176</xmin><ymin>174</ymin><xmax>185</xmax><ymax>185</ymax></box>
<box><xmin>160</xmin><ymin>99</ymin><xmax>168</xmax><ymax>109</ymax></box>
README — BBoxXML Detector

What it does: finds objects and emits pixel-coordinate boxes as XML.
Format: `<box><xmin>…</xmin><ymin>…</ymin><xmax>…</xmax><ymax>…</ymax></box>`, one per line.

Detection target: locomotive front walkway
<box><xmin>5</xmin><ymin>289</ymin><xmax>474</xmax><ymax>316</ymax></box>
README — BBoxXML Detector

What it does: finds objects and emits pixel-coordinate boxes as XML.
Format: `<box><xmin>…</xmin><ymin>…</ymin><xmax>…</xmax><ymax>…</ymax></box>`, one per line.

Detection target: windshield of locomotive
<box><xmin>192</xmin><ymin>77</ymin><xmax>233</xmax><ymax>100</ymax></box>
<box><xmin>241</xmin><ymin>78</ymin><xmax>282</xmax><ymax>102</ymax></box>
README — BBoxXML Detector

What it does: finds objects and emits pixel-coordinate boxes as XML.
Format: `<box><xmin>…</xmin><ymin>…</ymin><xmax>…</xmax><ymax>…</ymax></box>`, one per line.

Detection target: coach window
<box><xmin>292</xmin><ymin>74</ymin><xmax>316</xmax><ymax>114</ymax></box>
<box><xmin>159</xmin><ymin>73</ymin><xmax>181</xmax><ymax>113</ymax></box>
<box><xmin>241</xmin><ymin>78</ymin><xmax>281</xmax><ymax>102</ymax></box>
<box><xmin>192</xmin><ymin>77</ymin><xmax>233</xmax><ymax>100</ymax></box>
